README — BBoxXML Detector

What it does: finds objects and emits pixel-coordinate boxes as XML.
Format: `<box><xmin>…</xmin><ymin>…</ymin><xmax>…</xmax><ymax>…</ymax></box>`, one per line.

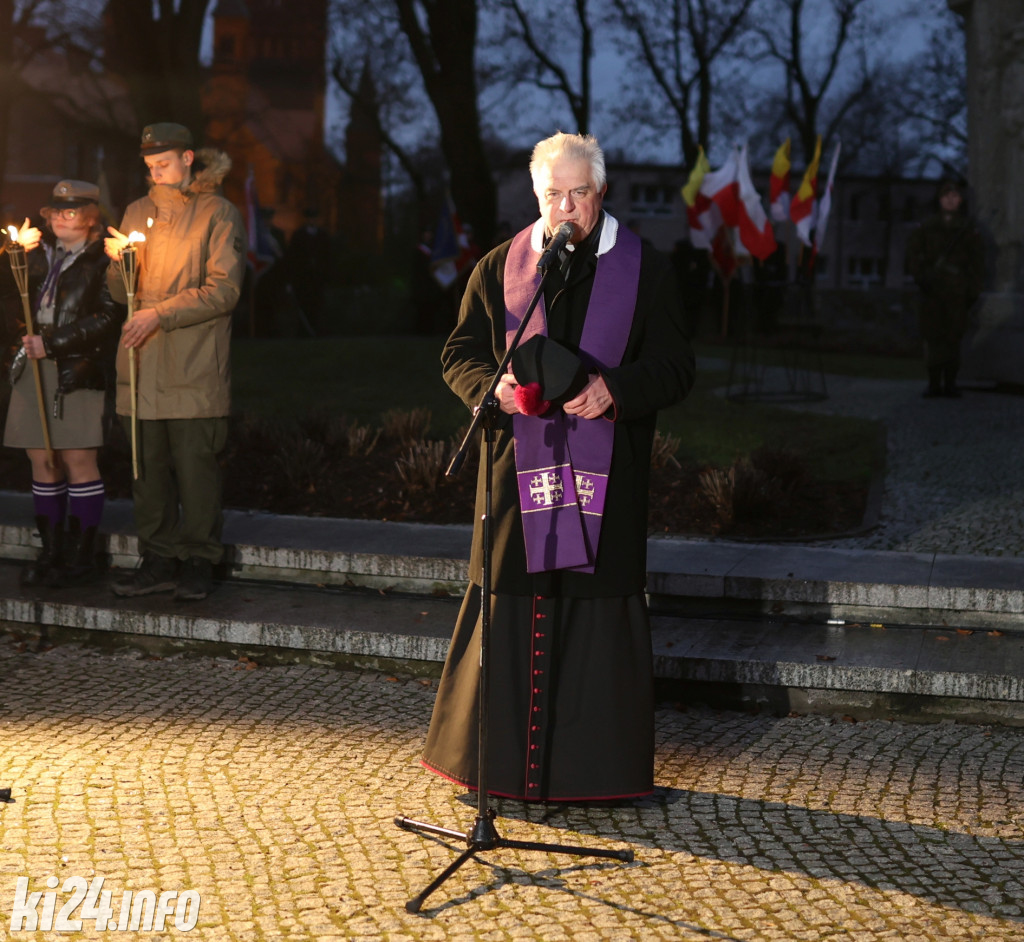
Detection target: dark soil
<box><xmin>0</xmin><ymin>412</ymin><xmax>869</xmax><ymax>540</ymax></box>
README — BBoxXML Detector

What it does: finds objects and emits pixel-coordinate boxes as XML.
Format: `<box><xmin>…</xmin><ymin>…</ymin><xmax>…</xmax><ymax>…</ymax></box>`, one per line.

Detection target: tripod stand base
<box><xmin>394</xmin><ymin>811</ymin><xmax>634</xmax><ymax>913</ymax></box>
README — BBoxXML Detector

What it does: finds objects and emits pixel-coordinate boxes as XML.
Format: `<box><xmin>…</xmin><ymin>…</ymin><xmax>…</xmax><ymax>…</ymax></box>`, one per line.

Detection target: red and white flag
<box><xmin>681</xmin><ymin>148</ymin><xmax>713</xmax><ymax>249</ymax></box>
<box><xmin>701</xmin><ymin>145</ymin><xmax>741</xmax><ymax>235</ymax></box>
<box><xmin>736</xmin><ymin>143</ymin><xmax>777</xmax><ymax>261</ymax></box>
<box><xmin>769</xmin><ymin>139</ymin><xmax>791</xmax><ymax>222</ymax></box>
<box><xmin>790</xmin><ymin>136</ymin><xmax>822</xmax><ymax>246</ymax></box>
<box><xmin>431</xmin><ymin>194</ymin><xmax>477</xmax><ymax>289</ymax></box>
<box><xmin>710</xmin><ymin>225</ymin><xmax>738</xmax><ymax>281</ymax></box>
<box><xmin>812</xmin><ymin>141</ymin><xmax>841</xmax><ymax>260</ymax></box>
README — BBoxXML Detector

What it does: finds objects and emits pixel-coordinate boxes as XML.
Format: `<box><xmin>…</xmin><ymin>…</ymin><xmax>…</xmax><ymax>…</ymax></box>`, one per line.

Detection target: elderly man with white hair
<box><xmin>422</xmin><ymin>132</ymin><xmax>695</xmax><ymax>804</ymax></box>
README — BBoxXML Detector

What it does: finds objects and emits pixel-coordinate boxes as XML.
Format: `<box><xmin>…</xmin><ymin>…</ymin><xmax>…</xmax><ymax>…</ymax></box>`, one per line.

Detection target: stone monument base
<box><xmin>960</xmin><ymin>292</ymin><xmax>1024</xmax><ymax>385</ymax></box>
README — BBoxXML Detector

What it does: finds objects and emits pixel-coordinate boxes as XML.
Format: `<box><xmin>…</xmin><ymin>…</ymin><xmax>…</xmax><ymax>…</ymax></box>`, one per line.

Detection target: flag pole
<box><xmin>721</xmin><ymin>274</ymin><xmax>730</xmax><ymax>340</ymax></box>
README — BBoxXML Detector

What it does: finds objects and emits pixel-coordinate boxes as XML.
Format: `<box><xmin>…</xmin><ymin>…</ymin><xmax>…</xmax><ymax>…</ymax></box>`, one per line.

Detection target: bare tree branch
<box><xmin>609</xmin><ymin>0</ymin><xmax>756</xmax><ymax>165</ymax></box>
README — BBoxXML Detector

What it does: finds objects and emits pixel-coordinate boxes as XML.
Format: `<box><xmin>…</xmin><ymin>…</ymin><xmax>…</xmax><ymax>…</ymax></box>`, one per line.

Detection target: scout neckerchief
<box><xmin>504</xmin><ymin>213</ymin><xmax>641</xmax><ymax>573</ymax></box>
<box><xmin>34</xmin><ymin>239</ymin><xmax>86</xmax><ymax>325</ymax></box>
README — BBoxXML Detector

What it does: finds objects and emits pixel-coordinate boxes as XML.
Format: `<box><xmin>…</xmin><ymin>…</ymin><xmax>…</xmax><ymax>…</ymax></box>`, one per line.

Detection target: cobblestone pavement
<box><xmin>775</xmin><ymin>374</ymin><xmax>1024</xmax><ymax>557</ymax></box>
<box><xmin>1</xmin><ymin>635</ymin><xmax>1023</xmax><ymax>941</ymax></box>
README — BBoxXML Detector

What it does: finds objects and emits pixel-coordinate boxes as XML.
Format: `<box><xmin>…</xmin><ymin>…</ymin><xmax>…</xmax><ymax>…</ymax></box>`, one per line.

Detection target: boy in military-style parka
<box><xmin>105</xmin><ymin>122</ymin><xmax>246</xmax><ymax>601</ymax></box>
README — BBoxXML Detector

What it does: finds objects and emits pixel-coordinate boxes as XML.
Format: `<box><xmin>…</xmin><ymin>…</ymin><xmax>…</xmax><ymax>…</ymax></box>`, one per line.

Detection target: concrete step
<box><xmin>2</xmin><ymin>562</ymin><xmax>1023</xmax><ymax>725</ymax></box>
<box><xmin>3</xmin><ymin>491</ymin><xmax>1024</xmax><ymax>631</ymax></box>
<box><xmin>3</xmin><ymin>489</ymin><xmax>1024</xmax><ymax>723</ymax></box>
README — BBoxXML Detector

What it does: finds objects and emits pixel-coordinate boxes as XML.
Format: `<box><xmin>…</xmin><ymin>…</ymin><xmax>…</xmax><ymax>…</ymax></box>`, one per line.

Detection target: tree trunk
<box><xmin>105</xmin><ymin>0</ymin><xmax>208</xmax><ymax>142</ymax></box>
<box><xmin>394</xmin><ymin>0</ymin><xmax>496</xmax><ymax>249</ymax></box>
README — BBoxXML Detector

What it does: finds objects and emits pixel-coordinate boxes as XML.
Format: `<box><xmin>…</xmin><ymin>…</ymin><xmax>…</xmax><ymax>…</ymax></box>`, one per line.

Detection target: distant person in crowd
<box><xmin>2</xmin><ymin>180</ymin><xmax>123</xmax><ymax>586</ymax></box>
<box><xmin>906</xmin><ymin>178</ymin><xmax>984</xmax><ymax>398</ymax></box>
<box><xmin>491</xmin><ymin>220</ymin><xmax>512</xmax><ymax>250</ymax></box>
<box><xmin>753</xmin><ymin>242</ymin><xmax>788</xmax><ymax>336</ymax></box>
<box><xmin>250</xmin><ymin>206</ymin><xmax>288</xmax><ymax>335</ymax></box>
<box><xmin>412</xmin><ymin>227</ymin><xmax>443</xmax><ymax>334</ymax></box>
<box><xmin>104</xmin><ymin>122</ymin><xmax>246</xmax><ymax>601</ymax></box>
<box><xmin>421</xmin><ymin>132</ymin><xmax>695</xmax><ymax>802</ymax></box>
<box><xmin>285</xmin><ymin>209</ymin><xmax>332</xmax><ymax>331</ymax></box>
<box><xmin>453</xmin><ymin>222</ymin><xmax>482</xmax><ymax>307</ymax></box>
<box><xmin>670</xmin><ymin>238</ymin><xmax>710</xmax><ymax>339</ymax></box>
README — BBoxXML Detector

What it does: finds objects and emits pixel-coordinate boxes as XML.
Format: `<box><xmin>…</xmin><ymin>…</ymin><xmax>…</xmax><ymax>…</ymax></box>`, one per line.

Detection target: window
<box><xmin>629</xmin><ymin>182</ymin><xmax>675</xmax><ymax>215</ymax></box>
<box><xmin>846</xmin><ymin>256</ymin><xmax>886</xmax><ymax>287</ymax></box>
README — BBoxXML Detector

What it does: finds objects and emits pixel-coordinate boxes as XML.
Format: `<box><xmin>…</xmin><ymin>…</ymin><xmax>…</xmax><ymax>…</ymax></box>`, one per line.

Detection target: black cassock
<box><xmin>423</xmin><ymin>216</ymin><xmax>695</xmax><ymax>801</ymax></box>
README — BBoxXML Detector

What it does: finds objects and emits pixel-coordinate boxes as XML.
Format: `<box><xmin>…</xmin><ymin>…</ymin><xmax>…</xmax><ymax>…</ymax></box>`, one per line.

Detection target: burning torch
<box><xmin>117</xmin><ymin>227</ymin><xmax>147</xmax><ymax>479</ymax></box>
<box><xmin>5</xmin><ymin>225</ymin><xmax>54</xmax><ymax>468</ymax></box>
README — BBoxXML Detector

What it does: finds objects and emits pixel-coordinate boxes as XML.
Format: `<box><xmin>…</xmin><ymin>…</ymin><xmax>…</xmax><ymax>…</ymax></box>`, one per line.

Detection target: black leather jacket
<box><xmin>4</xmin><ymin>237</ymin><xmax>126</xmax><ymax>409</ymax></box>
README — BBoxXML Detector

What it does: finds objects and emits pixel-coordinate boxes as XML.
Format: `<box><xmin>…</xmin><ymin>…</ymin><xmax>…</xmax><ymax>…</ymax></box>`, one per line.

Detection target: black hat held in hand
<box><xmin>512</xmin><ymin>335</ymin><xmax>589</xmax><ymax>416</ymax></box>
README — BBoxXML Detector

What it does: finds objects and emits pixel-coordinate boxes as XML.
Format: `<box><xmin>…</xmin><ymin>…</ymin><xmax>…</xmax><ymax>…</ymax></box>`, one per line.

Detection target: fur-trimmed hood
<box><xmin>145</xmin><ymin>147</ymin><xmax>232</xmax><ymax>194</ymax></box>
<box><xmin>188</xmin><ymin>148</ymin><xmax>232</xmax><ymax>193</ymax></box>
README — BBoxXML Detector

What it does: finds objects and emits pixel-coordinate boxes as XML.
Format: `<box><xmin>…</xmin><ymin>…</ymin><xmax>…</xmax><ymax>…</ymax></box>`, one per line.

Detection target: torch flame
<box><xmin>127</xmin><ymin>231</ymin><xmax>147</xmax><ymax>244</ymax></box>
<box><xmin>6</xmin><ymin>225</ymin><xmax>19</xmax><ymax>243</ymax></box>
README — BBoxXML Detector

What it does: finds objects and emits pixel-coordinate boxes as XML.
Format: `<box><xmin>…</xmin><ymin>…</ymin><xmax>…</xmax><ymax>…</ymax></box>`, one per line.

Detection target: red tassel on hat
<box><xmin>514</xmin><ymin>382</ymin><xmax>550</xmax><ymax>416</ymax></box>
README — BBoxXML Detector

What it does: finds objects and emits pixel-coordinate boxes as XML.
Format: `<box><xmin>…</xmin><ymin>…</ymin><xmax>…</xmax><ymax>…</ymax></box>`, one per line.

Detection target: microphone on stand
<box><xmin>536</xmin><ymin>222</ymin><xmax>575</xmax><ymax>272</ymax></box>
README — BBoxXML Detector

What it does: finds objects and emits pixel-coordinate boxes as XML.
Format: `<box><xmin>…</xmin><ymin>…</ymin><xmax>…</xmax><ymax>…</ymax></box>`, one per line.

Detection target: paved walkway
<box><xmin>775</xmin><ymin>373</ymin><xmax>1024</xmax><ymax>557</ymax></box>
<box><xmin>2</xmin><ymin>365</ymin><xmax>1024</xmax><ymax>938</ymax></box>
<box><xmin>1</xmin><ymin>632</ymin><xmax>1023</xmax><ymax>940</ymax></box>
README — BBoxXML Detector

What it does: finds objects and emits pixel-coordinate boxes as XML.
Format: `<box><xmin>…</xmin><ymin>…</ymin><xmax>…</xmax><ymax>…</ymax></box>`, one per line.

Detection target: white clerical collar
<box><xmin>530</xmin><ymin>211</ymin><xmax>619</xmax><ymax>257</ymax></box>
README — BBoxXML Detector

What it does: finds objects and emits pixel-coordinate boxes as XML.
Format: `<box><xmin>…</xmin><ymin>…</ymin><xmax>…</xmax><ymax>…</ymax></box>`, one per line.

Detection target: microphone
<box><xmin>536</xmin><ymin>222</ymin><xmax>574</xmax><ymax>272</ymax></box>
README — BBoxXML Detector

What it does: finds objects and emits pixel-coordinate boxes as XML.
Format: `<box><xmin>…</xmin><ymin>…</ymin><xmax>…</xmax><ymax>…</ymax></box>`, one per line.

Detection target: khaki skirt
<box><xmin>3</xmin><ymin>358</ymin><xmax>105</xmax><ymax>450</ymax></box>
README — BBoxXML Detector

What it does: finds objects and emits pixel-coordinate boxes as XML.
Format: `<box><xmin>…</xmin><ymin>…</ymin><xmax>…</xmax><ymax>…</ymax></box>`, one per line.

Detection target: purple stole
<box><xmin>504</xmin><ymin>218</ymin><xmax>641</xmax><ymax>573</ymax></box>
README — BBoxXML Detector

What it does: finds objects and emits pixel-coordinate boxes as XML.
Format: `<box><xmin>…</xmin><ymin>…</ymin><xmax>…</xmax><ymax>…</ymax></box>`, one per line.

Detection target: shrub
<box><xmin>394</xmin><ymin>440</ymin><xmax>450</xmax><ymax>492</ymax></box>
<box><xmin>382</xmin><ymin>408</ymin><xmax>432</xmax><ymax>446</ymax></box>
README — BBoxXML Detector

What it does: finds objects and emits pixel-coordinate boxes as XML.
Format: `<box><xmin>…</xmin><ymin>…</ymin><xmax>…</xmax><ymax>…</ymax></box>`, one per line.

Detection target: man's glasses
<box><xmin>53</xmin><ymin>209</ymin><xmax>81</xmax><ymax>220</ymax></box>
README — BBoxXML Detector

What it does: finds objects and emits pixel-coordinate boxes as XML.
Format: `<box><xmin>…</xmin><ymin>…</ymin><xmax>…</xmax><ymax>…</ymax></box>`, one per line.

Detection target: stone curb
<box><xmin>5</xmin><ymin>492</ymin><xmax>1024</xmax><ymax>628</ymax></box>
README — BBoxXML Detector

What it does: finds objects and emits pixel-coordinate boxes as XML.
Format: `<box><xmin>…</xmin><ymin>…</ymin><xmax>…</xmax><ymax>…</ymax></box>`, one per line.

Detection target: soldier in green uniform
<box><xmin>906</xmin><ymin>179</ymin><xmax>985</xmax><ymax>397</ymax></box>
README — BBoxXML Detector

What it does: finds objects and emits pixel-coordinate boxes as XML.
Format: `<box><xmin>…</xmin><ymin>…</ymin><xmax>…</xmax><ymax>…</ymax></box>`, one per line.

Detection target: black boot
<box><xmin>943</xmin><ymin>365</ymin><xmax>961</xmax><ymax>397</ymax></box>
<box><xmin>21</xmin><ymin>516</ymin><xmax>63</xmax><ymax>586</ymax></box>
<box><xmin>922</xmin><ymin>367</ymin><xmax>942</xmax><ymax>398</ymax></box>
<box><xmin>58</xmin><ymin>516</ymin><xmax>100</xmax><ymax>586</ymax></box>
<box><xmin>110</xmin><ymin>553</ymin><xmax>178</xmax><ymax>597</ymax></box>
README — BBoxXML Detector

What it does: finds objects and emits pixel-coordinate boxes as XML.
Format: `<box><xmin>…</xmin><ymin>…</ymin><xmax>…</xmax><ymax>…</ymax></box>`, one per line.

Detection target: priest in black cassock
<box><xmin>422</xmin><ymin>132</ymin><xmax>695</xmax><ymax>802</ymax></box>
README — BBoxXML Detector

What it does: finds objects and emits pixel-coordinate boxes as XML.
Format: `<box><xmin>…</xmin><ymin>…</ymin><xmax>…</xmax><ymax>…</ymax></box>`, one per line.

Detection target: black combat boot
<box><xmin>943</xmin><ymin>365</ymin><xmax>962</xmax><ymax>398</ymax></box>
<box><xmin>110</xmin><ymin>553</ymin><xmax>178</xmax><ymax>597</ymax></box>
<box><xmin>21</xmin><ymin>516</ymin><xmax>63</xmax><ymax>586</ymax></box>
<box><xmin>58</xmin><ymin>516</ymin><xmax>101</xmax><ymax>586</ymax></box>
<box><xmin>174</xmin><ymin>557</ymin><xmax>214</xmax><ymax>601</ymax></box>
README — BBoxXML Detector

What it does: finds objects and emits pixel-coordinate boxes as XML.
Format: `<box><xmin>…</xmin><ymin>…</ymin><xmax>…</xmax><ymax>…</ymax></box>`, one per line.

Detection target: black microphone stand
<box><xmin>395</xmin><ymin>241</ymin><xmax>634</xmax><ymax>914</ymax></box>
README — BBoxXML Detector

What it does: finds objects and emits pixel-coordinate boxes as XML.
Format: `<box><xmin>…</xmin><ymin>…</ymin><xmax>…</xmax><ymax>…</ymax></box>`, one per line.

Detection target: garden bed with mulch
<box><xmin>1</xmin><ymin>406</ymin><xmax>870</xmax><ymax>541</ymax></box>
